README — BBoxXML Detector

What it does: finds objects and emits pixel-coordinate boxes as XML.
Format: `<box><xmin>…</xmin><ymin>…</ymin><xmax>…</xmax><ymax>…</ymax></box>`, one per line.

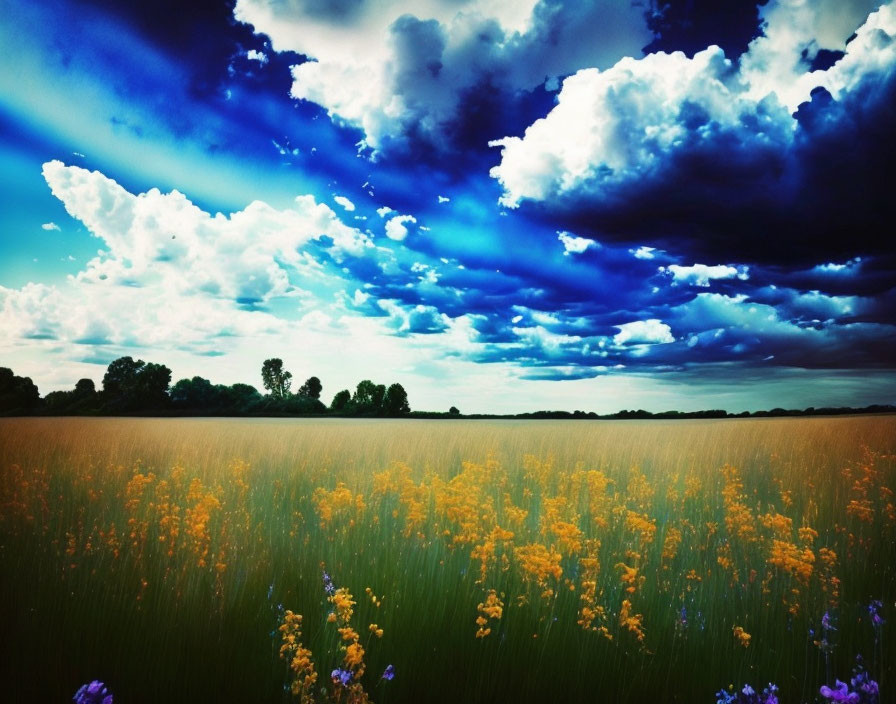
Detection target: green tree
<box><xmin>330</xmin><ymin>389</ymin><xmax>351</xmax><ymax>411</ymax></box>
<box><xmin>449</xmin><ymin>406</ymin><xmax>460</xmax><ymax>416</ymax></box>
<box><xmin>384</xmin><ymin>383</ymin><xmax>410</xmax><ymax>415</ymax></box>
<box><xmin>297</xmin><ymin>376</ymin><xmax>322</xmax><ymax>399</ymax></box>
<box><xmin>101</xmin><ymin>357</ymin><xmax>171</xmax><ymax>412</ymax></box>
<box><xmin>261</xmin><ymin>358</ymin><xmax>292</xmax><ymax>399</ymax></box>
<box><xmin>371</xmin><ymin>383</ymin><xmax>386</xmax><ymax>411</ymax></box>
<box><xmin>352</xmin><ymin>380</ymin><xmax>377</xmax><ymax>409</ymax></box>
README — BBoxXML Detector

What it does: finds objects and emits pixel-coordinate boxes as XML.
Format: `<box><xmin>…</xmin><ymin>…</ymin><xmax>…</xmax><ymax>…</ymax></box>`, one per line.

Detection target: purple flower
<box><xmin>73</xmin><ymin>680</ymin><xmax>112</xmax><ymax>704</ymax></box>
<box><xmin>762</xmin><ymin>682</ymin><xmax>779</xmax><ymax>704</ymax></box>
<box><xmin>331</xmin><ymin>668</ymin><xmax>352</xmax><ymax>686</ymax></box>
<box><xmin>322</xmin><ymin>570</ymin><xmax>335</xmax><ymax>596</ymax></box>
<box><xmin>867</xmin><ymin>600</ymin><xmax>884</xmax><ymax>627</ymax></box>
<box><xmin>382</xmin><ymin>664</ymin><xmax>395</xmax><ymax>681</ymax></box>
<box><xmin>742</xmin><ymin>684</ymin><xmax>755</xmax><ymax>696</ymax></box>
<box><xmin>820</xmin><ymin>680</ymin><xmax>860</xmax><ymax>703</ymax></box>
<box><xmin>822</xmin><ymin>611</ymin><xmax>835</xmax><ymax>631</ymax></box>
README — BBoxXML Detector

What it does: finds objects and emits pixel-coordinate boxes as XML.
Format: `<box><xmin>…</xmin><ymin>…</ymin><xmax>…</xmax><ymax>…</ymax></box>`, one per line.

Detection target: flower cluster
<box><xmin>714</xmin><ymin>683</ymin><xmax>778</xmax><ymax>704</ymax></box>
<box><xmin>475</xmin><ymin>589</ymin><xmax>504</xmax><ymax>638</ymax></box>
<box><xmin>73</xmin><ymin>680</ymin><xmax>113</xmax><ymax>704</ymax></box>
<box><xmin>820</xmin><ymin>656</ymin><xmax>881</xmax><ymax>704</ymax></box>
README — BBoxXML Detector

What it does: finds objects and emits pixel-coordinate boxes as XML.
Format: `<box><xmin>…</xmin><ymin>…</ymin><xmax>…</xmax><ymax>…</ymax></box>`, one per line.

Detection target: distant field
<box><xmin>1</xmin><ymin>416</ymin><xmax>894</xmax><ymax>703</ymax></box>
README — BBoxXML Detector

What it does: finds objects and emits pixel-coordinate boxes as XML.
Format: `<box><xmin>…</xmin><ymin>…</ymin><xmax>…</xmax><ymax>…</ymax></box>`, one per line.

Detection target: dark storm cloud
<box><xmin>522</xmin><ymin>69</ymin><xmax>896</xmax><ymax>269</ymax></box>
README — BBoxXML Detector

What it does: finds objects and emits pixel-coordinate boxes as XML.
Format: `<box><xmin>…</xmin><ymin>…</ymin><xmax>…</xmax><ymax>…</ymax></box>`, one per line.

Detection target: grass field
<box><xmin>1</xmin><ymin>416</ymin><xmax>894</xmax><ymax>703</ymax></box>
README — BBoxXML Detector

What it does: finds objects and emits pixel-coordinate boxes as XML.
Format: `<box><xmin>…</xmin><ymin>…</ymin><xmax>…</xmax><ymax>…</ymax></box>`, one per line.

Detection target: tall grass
<box><xmin>1</xmin><ymin>416</ymin><xmax>894</xmax><ymax>703</ymax></box>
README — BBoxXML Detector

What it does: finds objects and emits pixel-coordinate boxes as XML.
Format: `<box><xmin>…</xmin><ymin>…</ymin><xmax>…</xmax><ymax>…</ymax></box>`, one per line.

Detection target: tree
<box><xmin>297</xmin><ymin>376</ymin><xmax>322</xmax><ymax>400</ymax></box>
<box><xmin>352</xmin><ymin>380</ymin><xmax>377</xmax><ymax>409</ymax></box>
<box><xmin>101</xmin><ymin>357</ymin><xmax>171</xmax><ymax>412</ymax></box>
<box><xmin>449</xmin><ymin>406</ymin><xmax>460</xmax><ymax>416</ymax></box>
<box><xmin>261</xmin><ymin>358</ymin><xmax>292</xmax><ymax>399</ymax></box>
<box><xmin>102</xmin><ymin>356</ymin><xmax>143</xmax><ymax>400</ymax></box>
<box><xmin>371</xmin><ymin>384</ymin><xmax>386</xmax><ymax>411</ymax></box>
<box><xmin>170</xmin><ymin>376</ymin><xmax>216</xmax><ymax>409</ymax></box>
<box><xmin>384</xmin><ymin>383</ymin><xmax>410</xmax><ymax>415</ymax></box>
<box><xmin>74</xmin><ymin>378</ymin><xmax>96</xmax><ymax>395</ymax></box>
<box><xmin>330</xmin><ymin>389</ymin><xmax>351</xmax><ymax>411</ymax></box>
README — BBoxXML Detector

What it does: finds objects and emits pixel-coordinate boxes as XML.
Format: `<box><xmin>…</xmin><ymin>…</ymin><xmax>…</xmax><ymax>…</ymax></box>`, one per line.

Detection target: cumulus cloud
<box><xmin>489</xmin><ymin>45</ymin><xmax>793</xmax><ymax>207</ymax></box>
<box><xmin>613</xmin><ymin>319</ymin><xmax>675</xmax><ymax>346</ymax></box>
<box><xmin>384</xmin><ymin>213</ymin><xmax>416</xmax><ymax>241</ymax></box>
<box><xmin>663</xmin><ymin>263</ymin><xmax>749</xmax><ymax>287</ymax></box>
<box><xmin>557</xmin><ymin>231</ymin><xmax>594</xmax><ymax>256</ymax></box>
<box><xmin>246</xmin><ymin>48</ymin><xmax>268</xmax><ymax>64</ymax></box>
<box><xmin>0</xmin><ymin>161</ymin><xmax>384</xmax><ymax>354</ymax></box>
<box><xmin>41</xmin><ymin>222</ymin><xmax>60</xmax><ymax>231</ymax></box>
<box><xmin>234</xmin><ymin>0</ymin><xmax>650</xmax><ymax>152</ymax></box>
<box><xmin>740</xmin><ymin>0</ymin><xmax>883</xmax><ymax>110</ymax></box>
<box><xmin>632</xmin><ymin>246</ymin><xmax>656</xmax><ymax>260</ymax></box>
<box><xmin>488</xmin><ymin>1</ymin><xmax>896</xmax><ymax>265</ymax></box>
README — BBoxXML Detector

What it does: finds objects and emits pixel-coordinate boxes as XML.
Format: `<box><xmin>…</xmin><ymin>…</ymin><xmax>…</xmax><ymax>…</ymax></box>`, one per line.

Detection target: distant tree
<box><xmin>74</xmin><ymin>378</ymin><xmax>96</xmax><ymax>395</ymax></box>
<box><xmin>101</xmin><ymin>357</ymin><xmax>171</xmax><ymax>412</ymax></box>
<box><xmin>384</xmin><ymin>383</ymin><xmax>410</xmax><ymax>415</ymax></box>
<box><xmin>331</xmin><ymin>389</ymin><xmax>351</xmax><ymax>411</ymax></box>
<box><xmin>222</xmin><ymin>383</ymin><xmax>262</xmax><ymax>412</ymax></box>
<box><xmin>261</xmin><ymin>358</ymin><xmax>292</xmax><ymax>399</ymax></box>
<box><xmin>43</xmin><ymin>377</ymin><xmax>99</xmax><ymax>414</ymax></box>
<box><xmin>137</xmin><ymin>363</ymin><xmax>172</xmax><ymax>409</ymax></box>
<box><xmin>171</xmin><ymin>376</ymin><xmax>217</xmax><ymax>409</ymax></box>
<box><xmin>297</xmin><ymin>376</ymin><xmax>322</xmax><ymax>400</ymax></box>
<box><xmin>448</xmin><ymin>406</ymin><xmax>460</xmax><ymax>416</ymax></box>
<box><xmin>352</xmin><ymin>380</ymin><xmax>377</xmax><ymax>409</ymax></box>
<box><xmin>371</xmin><ymin>383</ymin><xmax>387</xmax><ymax>411</ymax></box>
<box><xmin>102</xmin><ymin>357</ymin><xmax>143</xmax><ymax>400</ymax></box>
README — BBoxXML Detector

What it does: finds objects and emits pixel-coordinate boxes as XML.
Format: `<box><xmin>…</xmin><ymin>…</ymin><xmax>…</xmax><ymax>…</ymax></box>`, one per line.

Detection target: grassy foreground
<box><xmin>1</xmin><ymin>416</ymin><xmax>894</xmax><ymax>703</ymax></box>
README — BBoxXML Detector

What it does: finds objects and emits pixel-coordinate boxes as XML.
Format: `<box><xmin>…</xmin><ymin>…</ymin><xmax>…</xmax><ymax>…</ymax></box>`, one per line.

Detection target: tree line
<box><xmin>1</xmin><ymin>361</ymin><xmax>893</xmax><ymax>418</ymax></box>
<box><xmin>0</xmin><ymin>357</ymin><xmax>410</xmax><ymax>417</ymax></box>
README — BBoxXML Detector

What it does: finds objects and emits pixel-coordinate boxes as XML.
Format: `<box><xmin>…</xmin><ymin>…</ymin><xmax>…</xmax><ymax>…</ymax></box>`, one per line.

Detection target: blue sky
<box><xmin>1</xmin><ymin>0</ymin><xmax>894</xmax><ymax>413</ymax></box>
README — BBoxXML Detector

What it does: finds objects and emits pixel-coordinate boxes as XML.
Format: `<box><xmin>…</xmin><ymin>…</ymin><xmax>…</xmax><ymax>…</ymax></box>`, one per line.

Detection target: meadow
<box><xmin>0</xmin><ymin>416</ymin><xmax>893</xmax><ymax>703</ymax></box>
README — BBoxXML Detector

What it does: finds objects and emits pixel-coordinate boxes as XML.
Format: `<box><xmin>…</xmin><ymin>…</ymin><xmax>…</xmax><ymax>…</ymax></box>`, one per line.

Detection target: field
<box><xmin>1</xmin><ymin>416</ymin><xmax>894</xmax><ymax>703</ymax></box>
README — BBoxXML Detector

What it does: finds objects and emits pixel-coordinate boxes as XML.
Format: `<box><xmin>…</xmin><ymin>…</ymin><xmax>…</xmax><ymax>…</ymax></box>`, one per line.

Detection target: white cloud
<box><xmin>632</xmin><ymin>246</ymin><xmax>656</xmax><ymax>260</ymax></box>
<box><xmin>613</xmin><ymin>319</ymin><xmax>675</xmax><ymax>346</ymax></box>
<box><xmin>376</xmin><ymin>205</ymin><xmax>394</xmax><ymax>218</ymax></box>
<box><xmin>333</xmin><ymin>194</ymin><xmax>356</xmax><ymax>211</ymax></box>
<box><xmin>1</xmin><ymin>160</ymin><xmax>380</xmax><ymax>353</ymax></box>
<box><xmin>490</xmin><ymin>1</ymin><xmax>896</xmax><ymax>207</ymax></box>
<box><xmin>235</xmin><ymin>0</ymin><xmax>650</xmax><ymax>151</ymax></box>
<box><xmin>438</xmin><ymin>195</ymin><xmax>450</xmax><ymax>203</ymax></box>
<box><xmin>246</xmin><ymin>49</ymin><xmax>268</xmax><ymax>64</ymax></box>
<box><xmin>740</xmin><ymin>0</ymin><xmax>883</xmax><ymax>111</ymax></box>
<box><xmin>41</xmin><ymin>222</ymin><xmax>60</xmax><ymax>231</ymax></box>
<box><xmin>557</xmin><ymin>230</ymin><xmax>595</xmax><ymax>256</ymax></box>
<box><xmin>663</xmin><ymin>263</ymin><xmax>749</xmax><ymax>287</ymax></box>
<box><xmin>384</xmin><ymin>214</ymin><xmax>416</xmax><ymax>241</ymax></box>
<box><xmin>490</xmin><ymin>46</ymin><xmax>789</xmax><ymax>207</ymax></box>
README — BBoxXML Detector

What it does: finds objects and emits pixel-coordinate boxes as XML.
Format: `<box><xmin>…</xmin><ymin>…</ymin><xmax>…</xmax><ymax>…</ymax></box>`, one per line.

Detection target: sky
<box><xmin>1</xmin><ymin>0</ymin><xmax>894</xmax><ymax>414</ymax></box>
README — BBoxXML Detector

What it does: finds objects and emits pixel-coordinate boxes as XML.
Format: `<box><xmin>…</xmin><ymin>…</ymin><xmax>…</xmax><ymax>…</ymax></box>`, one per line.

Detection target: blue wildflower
<box><xmin>331</xmin><ymin>668</ymin><xmax>352</xmax><ymax>687</ymax></box>
<box><xmin>382</xmin><ymin>664</ymin><xmax>395</xmax><ymax>681</ymax></box>
<box><xmin>73</xmin><ymin>680</ymin><xmax>112</xmax><ymax>704</ymax></box>
<box><xmin>323</xmin><ymin>570</ymin><xmax>335</xmax><ymax>596</ymax></box>
<box><xmin>867</xmin><ymin>600</ymin><xmax>884</xmax><ymax>627</ymax></box>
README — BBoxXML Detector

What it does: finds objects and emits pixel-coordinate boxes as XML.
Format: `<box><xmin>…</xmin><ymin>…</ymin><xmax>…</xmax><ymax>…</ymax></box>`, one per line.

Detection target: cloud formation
<box><xmin>234</xmin><ymin>0</ymin><xmax>650</xmax><ymax>152</ymax></box>
<box><xmin>489</xmin><ymin>0</ymin><xmax>896</xmax><ymax>265</ymax></box>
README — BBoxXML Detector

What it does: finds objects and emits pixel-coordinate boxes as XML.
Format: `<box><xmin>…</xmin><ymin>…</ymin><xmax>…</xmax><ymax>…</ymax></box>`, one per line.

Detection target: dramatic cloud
<box><xmin>489</xmin><ymin>0</ymin><xmax>896</xmax><ymax>265</ymax></box>
<box><xmin>234</xmin><ymin>0</ymin><xmax>650</xmax><ymax>152</ymax></box>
